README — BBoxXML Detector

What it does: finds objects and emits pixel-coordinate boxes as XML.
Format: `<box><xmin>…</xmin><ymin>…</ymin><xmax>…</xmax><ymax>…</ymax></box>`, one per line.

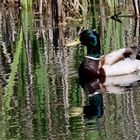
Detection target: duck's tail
<box><xmin>129</xmin><ymin>46</ymin><xmax>140</xmax><ymax>59</ymax></box>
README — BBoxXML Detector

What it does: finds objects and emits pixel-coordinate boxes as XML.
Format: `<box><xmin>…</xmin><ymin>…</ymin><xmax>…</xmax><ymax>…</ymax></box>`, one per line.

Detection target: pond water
<box><xmin>0</xmin><ymin>8</ymin><xmax>140</xmax><ymax>140</ymax></box>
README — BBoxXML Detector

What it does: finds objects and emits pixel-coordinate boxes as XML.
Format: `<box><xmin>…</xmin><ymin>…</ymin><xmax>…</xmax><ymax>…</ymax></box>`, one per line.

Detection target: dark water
<box><xmin>0</xmin><ymin>8</ymin><xmax>140</xmax><ymax>140</ymax></box>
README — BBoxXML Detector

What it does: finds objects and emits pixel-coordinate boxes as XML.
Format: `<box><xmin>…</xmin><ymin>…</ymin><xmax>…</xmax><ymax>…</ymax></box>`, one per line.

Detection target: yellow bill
<box><xmin>65</xmin><ymin>38</ymin><xmax>81</xmax><ymax>47</ymax></box>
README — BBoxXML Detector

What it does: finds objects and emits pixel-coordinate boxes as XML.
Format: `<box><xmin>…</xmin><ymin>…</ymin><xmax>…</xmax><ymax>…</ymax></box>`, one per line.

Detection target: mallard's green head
<box><xmin>79</xmin><ymin>29</ymin><xmax>101</xmax><ymax>58</ymax></box>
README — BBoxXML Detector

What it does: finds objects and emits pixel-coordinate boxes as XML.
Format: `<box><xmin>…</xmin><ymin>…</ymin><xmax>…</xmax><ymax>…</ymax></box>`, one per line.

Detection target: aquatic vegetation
<box><xmin>0</xmin><ymin>0</ymin><xmax>140</xmax><ymax>140</ymax></box>
<box><xmin>2</xmin><ymin>0</ymin><xmax>139</xmax><ymax>17</ymax></box>
<box><xmin>4</xmin><ymin>29</ymin><xmax>23</xmax><ymax>110</ymax></box>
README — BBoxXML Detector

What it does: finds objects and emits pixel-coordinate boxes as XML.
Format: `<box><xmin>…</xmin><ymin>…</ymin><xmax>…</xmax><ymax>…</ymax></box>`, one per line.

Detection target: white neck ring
<box><xmin>85</xmin><ymin>55</ymin><xmax>100</xmax><ymax>60</ymax></box>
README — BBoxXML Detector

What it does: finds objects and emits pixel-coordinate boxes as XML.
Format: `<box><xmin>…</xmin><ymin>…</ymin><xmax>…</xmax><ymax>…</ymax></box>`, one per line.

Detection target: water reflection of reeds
<box><xmin>103</xmin><ymin>86</ymin><xmax>140</xmax><ymax>140</ymax></box>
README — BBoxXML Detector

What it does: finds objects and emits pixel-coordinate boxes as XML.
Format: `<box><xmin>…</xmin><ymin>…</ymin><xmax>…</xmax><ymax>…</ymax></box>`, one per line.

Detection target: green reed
<box><xmin>103</xmin><ymin>19</ymin><xmax>112</xmax><ymax>53</ymax></box>
<box><xmin>91</xmin><ymin>0</ymin><xmax>97</xmax><ymax>29</ymax></box>
<box><xmin>103</xmin><ymin>19</ymin><xmax>122</xmax><ymax>53</ymax></box>
<box><xmin>4</xmin><ymin>29</ymin><xmax>23</xmax><ymax>110</ymax></box>
<box><xmin>106</xmin><ymin>0</ymin><xmax>115</xmax><ymax>14</ymax></box>
<box><xmin>20</xmin><ymin>0</ymin><xmax>32</xmax><ymax>9</ymax></box>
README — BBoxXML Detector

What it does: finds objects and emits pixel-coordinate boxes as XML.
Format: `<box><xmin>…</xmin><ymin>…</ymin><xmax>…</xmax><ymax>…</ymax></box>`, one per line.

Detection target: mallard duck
<box><xmin>79</xmin><ymin>29</ymin><xmax>140</xmax><ymax>85</ymax></box>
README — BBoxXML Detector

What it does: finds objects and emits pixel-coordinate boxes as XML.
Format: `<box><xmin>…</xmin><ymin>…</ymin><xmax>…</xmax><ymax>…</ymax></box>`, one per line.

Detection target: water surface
<box><xmin>0</xmin><ymin>8</ymin><xmax>140</xmax><ymax>140</ymax></box>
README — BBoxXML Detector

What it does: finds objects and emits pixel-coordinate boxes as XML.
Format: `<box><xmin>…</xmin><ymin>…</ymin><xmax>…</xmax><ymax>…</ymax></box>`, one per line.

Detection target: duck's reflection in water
<box><xmin>71</xmin><ymin>78</ymin><xmax>104</xmax><ymax>118</ymax></box>
<box><xmin>71</xmin><ymin>71</ymin><xmax>140</xmax><ymax>118</ymax></box>
<box><xmin>83</xmin><ymin>91</ymin><xmax>103</xmax><ymax>118</ymax></box>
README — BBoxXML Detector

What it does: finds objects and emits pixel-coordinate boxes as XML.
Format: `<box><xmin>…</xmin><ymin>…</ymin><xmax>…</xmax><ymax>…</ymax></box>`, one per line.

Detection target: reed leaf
<box><xmin>106</xmin><ymin>0</ymin><xmax>115</xmax><ymax>14</ymax></box>
<box><xmin>4</xmin><ymin>29</ymin><xmax>23</xmax><ymax>110</ymax></box>
<box><xmin>114</xmin><ymin>22</ymin><xmax>122</xmax><ymax>49</ymax></box>
<box><xmin>91</xmin><ymin>1</ymin><xmax>97</xmax><ymax>29</ymax></box>
<box><xmin>20</xmin><ymin>0</ymin><xmax>32</xmax><ymax>9</ymax></box>
<box><xmin>33</xmin><ymin>37</ymin><xmax>48</xmax><ymax>138</ymax></box>
<box><xmin>103</xmin><ymin>19</ymin><xmax>112</xmax><ymax>53</ymax></box>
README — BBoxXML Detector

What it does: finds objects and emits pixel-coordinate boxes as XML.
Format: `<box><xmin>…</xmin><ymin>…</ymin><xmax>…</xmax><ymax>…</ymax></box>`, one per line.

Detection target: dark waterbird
<box><xmin>78</xmin><ymin>29</ymin><xmax>140</xmax><ymax>95</ymax></box>
<box><xmin>71</xmin><ymin>29</ymin><xmax>140</xmax><ymax>118</ymax></box>
<box><xmin>79</xmin><ymin>29</ymin><xmax>140</xmax><ymax>88</ymax></box>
